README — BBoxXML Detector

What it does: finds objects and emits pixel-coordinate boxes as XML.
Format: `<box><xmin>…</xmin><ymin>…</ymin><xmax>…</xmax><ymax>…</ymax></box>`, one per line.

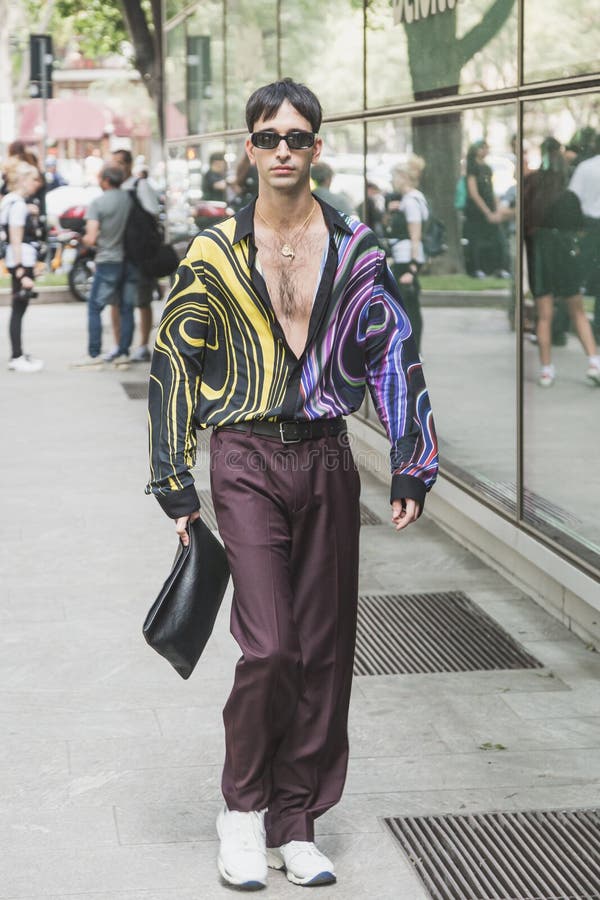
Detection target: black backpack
<box><xmin>422</xmin><ymin>215</ymin><xmax>447</xmax><ymax>258</ymax></box>
<box><xmin>124</xmin><ymin>181</ymin><xmax>178</xmax><ymax>278</ymax></box>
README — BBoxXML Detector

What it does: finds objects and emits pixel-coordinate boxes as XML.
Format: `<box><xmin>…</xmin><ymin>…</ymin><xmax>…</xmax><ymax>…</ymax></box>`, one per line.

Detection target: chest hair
<box><xmin>257</xmin><ymin>226</ymin><xmax>327</xmax><ymax>322</ymax></box>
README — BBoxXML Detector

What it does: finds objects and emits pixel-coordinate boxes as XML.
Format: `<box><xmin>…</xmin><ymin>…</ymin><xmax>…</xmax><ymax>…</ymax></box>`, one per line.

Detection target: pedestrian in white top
<box><xmin>0</xmin><ymin>162</ymin><xmax>44</xmax><ymax>372</ymax></box>
<box><xmin>569</xmin><ymin>147</ymin><xmax>600</xmax><ymax>343</ymax></box>
<box><xmin>384</xmin><ymin>157</ymin><xmax>428</xmax><ymax>353</ymax></box>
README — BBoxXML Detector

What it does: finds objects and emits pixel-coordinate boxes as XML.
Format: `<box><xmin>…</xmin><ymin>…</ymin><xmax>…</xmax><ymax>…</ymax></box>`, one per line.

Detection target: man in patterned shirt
<box><xmin>147</xmin><ymin>78</ymin><xmax>438</xmax><ymax>890</ymax></box>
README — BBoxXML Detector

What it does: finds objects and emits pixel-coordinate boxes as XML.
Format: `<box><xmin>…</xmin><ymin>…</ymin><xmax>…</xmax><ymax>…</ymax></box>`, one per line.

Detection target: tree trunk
<box><xmin>118</xmin><ymin>0</ymin><xmax>163</xmax><ymax>140</ymax></box>
<box><xmin>406</xmin><ymin>12</ymin><xmax>462</xmax><ymax>272</ymax></box>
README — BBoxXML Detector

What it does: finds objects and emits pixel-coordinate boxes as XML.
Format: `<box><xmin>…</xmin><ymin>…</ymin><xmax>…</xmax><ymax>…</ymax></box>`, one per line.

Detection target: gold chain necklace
<box><xmin>255</xmin><ymin>201</ymin><xmax>317</xmax><ymax>260</ymax></box>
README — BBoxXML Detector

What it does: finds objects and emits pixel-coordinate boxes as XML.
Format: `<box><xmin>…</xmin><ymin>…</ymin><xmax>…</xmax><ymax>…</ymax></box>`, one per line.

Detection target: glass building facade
<box><xmin>164</xmin><ymin>0</ymin><xmax>600</xmax><ymax>579</ymax></box>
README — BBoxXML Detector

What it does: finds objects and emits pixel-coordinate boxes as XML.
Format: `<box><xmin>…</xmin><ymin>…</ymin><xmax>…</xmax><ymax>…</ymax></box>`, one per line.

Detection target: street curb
<box><xmin>0</xmin><ymin>286</ymin><xmax>78</xmax><ymax>306</ymax></box>
<box><xmin>421</xmin><ymin>289</ymin><xmax>510</xmax><ymax>307</ymax></box>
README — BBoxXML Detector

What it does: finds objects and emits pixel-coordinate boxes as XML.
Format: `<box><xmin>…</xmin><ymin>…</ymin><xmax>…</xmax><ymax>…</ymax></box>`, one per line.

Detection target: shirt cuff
<box><xmin>390</xmin><ymin>474</ymin><xmax>427</xmax><ymax>512</ymax></box>
<box><xmin>154</xmin><ymin>484</ymin><xmax>201</xmax><ymax>519</ymax></box>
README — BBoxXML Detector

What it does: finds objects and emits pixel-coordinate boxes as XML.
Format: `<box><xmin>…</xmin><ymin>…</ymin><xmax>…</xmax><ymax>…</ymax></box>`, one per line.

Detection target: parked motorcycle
<box><xmin>68</xmin><ymin>245</ymin><xmax>96</xmax><ymax>303</ymax></box>
<box><xmin>50</xmin><ymin>204</ymin><xmax>93</xmax><ymax>302</ymax></box>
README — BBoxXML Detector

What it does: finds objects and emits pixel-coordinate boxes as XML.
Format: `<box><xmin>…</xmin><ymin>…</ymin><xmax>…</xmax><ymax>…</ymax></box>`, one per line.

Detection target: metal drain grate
<box><xmin>196</xmin><ymin>489</ymin><xmax>218</xmax><ymax>531</ymax></box>
<box><xmin>360</xmin><ymin>503</ymin><xmax>382</xmax><ymax>525</ymax></box>
<box><xmin>354</xmin><ymin>591</ymin><xmax>542</xmax><ymax>675</ymax></box>
<box><xmin>385</xmin><ymin>809</ymin><xmax>600</xmax><ymax>900</ymax></box>
<box><xmin>121</xmin><ymin>381</ymin><xmax>148</xmax><ymax>400</ymax></box>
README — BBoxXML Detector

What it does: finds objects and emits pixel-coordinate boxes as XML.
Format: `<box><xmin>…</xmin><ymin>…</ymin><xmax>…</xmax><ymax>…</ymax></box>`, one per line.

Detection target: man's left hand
<box><xmin>391</xmin><ymin>498</ymin><xmax>421</xmax><ymax>531</ymax></box>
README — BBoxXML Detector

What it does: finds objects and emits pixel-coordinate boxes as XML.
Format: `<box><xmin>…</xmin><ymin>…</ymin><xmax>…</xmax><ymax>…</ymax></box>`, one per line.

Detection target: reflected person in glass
<box><xmin>463</xmin><ymin>140</ymin><xmax>511</xmax><ymax>279</ymax></box>
<box><xmin>569</xmin><ymin>131</ymin><xmax>600</xmax><ymax>345</ymax></box>
<box><xmin>383</xmin><ymin>157</ymin><xmax>428</xmax><ymax>354</ymax></box>
<box><xmin>524</xmin><ymin>136</ymin><xmax>600</xmax><ymax>387</ymax></box>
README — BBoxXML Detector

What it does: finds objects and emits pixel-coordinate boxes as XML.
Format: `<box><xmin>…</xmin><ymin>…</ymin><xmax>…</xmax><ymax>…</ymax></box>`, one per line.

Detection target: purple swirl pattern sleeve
<box><xmin>363</xmin><ymin>252</ymin><xmax>438</xmax><ymax>499</ymax></box>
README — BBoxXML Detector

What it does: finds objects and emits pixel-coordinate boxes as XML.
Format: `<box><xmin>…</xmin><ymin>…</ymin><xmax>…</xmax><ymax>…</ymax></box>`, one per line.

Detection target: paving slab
<box><xmin>1</xmin><ymin>303</ymin><xmax>599</xmax><ymax>899</ymax></box>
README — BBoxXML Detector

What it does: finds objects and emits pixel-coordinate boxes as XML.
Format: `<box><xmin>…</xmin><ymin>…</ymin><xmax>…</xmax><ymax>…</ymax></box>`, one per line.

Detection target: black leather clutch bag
<box><xmin>143</xmin><ymin>516</ymin><xmax>230</xmax><ymax>679</ymax></box>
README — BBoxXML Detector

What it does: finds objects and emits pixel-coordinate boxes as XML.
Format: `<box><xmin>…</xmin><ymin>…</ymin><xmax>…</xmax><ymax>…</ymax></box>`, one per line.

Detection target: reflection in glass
<box><xmin>463</xmin><ymin>140</ymin><xmax>511</xmax><ymax>278</ymax></box>
<box><xmin>366</xmin><ymin>0</ymin><xmax>517</xmax><ymax>108</ymax></box>
<box><xmin>165</xmin><ymin>24</ymin><xmax>187</xmax><ymax>140</ymax></box>
<box><xmin>225</xmin><ymin>0</ymin><xmax>278</xmax><ymax>130</ymax></box>
<box><xmin>382</xmin><ymin>158</ymin><xmax>428</xmax><ymax>352</ymax></box>
<box><xmin>524</xmin><ymin>0</ymin><xmax>600</xmax><ymax>84</ymax></box>
<box><xmin>166</xmin><ymin>142</ymin><xmax>232</xmax><ymax>243</ymax></box>
<box><xmin>280</xmin><ymin>0</ymin><xmax>363</xmax><ymax>115</ymax></box>
<box><xmin>523</xmin><ymin>96</ymin><xmax>600</xmax><ymax>561</ymax></box>
<box><xmin>186</xmin><ymin>3</ymin><xmax>225</xmax><ymax>134</ymax></box>
<box><xmin>367</xmin><ymin>107</ymin><xmax>517</xmax><ymax>510</ymax></box>
<box><xmin>316</xmin><ymin>123</ymin><xmax>364</xmax><ymax>216</ymax></box>
<box><xmin>227</xmin><ymin>142</ymin><xmax>259</xmax><ymax>213</ymax></box>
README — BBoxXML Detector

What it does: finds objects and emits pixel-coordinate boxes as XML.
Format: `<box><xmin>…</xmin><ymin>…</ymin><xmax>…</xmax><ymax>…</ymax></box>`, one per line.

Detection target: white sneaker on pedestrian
<box><xmin>102</xmin><ymin>349</ymin><xmax>130</xmax><ymax>368</ymax></box>
<box><xmin>130</xmin><ymin>345</ymin><xmax>151</xmax><ymax>363</ymax></box>
<box><xmin>538</xmin><ymin>365</ymin><xmax>555</xmax><ymax>388</ymax></box>
<box><xmin>587</xmin><ymin>362</ymin><xmax>600</xmax><ymax>386</ymax></box>
<box><xmin>216</xmin><ymin>807</ymin><xmax>268</xmax><ymax>890</ymax></box>
<box><xmin>8</xmin><ymin>354</ymin><xmax>44</xmax><ymax>372</ymax></box>
<box><xmin>69</xmin><ymin>355</ymin><xmax>104</xmax><ymax>370</ymax></box>
<box><xmin>7</xmin><ymin>354</ymin><xmax>44</xmax><ymax>373</ymax></box>
<box><xmin>267</xmin><ymin>840</ymin><xmax>336</xmax><ymax>886</ymax></box>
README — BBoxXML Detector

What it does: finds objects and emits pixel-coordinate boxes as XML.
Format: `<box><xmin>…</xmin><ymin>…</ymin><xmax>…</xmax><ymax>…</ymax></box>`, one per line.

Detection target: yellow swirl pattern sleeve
<box><xmin>146</xmin><ymin>253</ymin><xmax>208</xmax><ymax>518</ymax></box>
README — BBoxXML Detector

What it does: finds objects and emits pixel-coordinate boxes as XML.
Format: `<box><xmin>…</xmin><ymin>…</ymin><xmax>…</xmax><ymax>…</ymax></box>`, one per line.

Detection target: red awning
<box><xmin>111</xmin><ymin>112</ymin><xmax>152</xmax><ymax>139</ymax></box>
<box><xmin>18</xmin><ymin>97</ymin><xmax>113</xmax><ymax>142</ymax></box>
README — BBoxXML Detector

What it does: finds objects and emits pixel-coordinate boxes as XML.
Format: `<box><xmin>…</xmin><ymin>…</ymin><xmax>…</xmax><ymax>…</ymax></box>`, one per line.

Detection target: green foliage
<box><xmin>22</xmin><ymin>0</ymin><xmax>155</xmax><ymax>64</ymax></box>
<box><xmin>55</xmin><ymin>0</ymin><xmax>128</xmax><ymax>58</ymax></box>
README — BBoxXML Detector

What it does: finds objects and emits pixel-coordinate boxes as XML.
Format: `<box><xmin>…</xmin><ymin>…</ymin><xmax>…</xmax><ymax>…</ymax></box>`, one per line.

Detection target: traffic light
<box><xmin>30</xmin><ymin>34</ymin><xmax>53</xmax><ymax>99</ymax></box>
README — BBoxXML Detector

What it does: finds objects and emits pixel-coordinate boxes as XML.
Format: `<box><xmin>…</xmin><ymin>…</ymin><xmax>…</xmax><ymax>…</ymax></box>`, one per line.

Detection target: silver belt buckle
<box><xmin>279</xmin><ymin>421</ymin><xmax>302</xmax><ymax>444</ymax></box>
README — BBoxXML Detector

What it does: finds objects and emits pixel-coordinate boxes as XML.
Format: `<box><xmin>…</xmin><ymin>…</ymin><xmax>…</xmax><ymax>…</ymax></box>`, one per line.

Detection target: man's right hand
<box><xmin>175</xmin><ymin>511</ymin><xmax>201</xmax><ymax>547</ymax></box>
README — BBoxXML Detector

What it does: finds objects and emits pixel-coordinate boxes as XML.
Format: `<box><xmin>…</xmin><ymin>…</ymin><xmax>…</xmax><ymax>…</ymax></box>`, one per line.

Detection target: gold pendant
<box><xmin>281</xmin><ymin>244</ymin><xmax>295</xmax><ymax>260</ymax></box>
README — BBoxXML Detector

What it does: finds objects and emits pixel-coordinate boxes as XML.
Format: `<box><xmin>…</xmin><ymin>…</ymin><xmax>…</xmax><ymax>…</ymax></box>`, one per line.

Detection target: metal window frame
<box><xmin>162</xmin><ymin>0</ymin><xmax>600</xmax><ymax>580</ymax></box>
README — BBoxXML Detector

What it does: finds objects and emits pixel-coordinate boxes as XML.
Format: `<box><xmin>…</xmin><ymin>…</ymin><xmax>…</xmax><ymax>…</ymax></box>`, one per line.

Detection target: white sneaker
<box><xmin>216</xmin><ymin>807</ymin><xmax>267</xmax><ymax>890</ymax></box>
<box><xmin>102</xmin><ymin>349</ymin><xmax>130</xmax><ymax>368</ymax></box>
<box><xmin>69</xmin><ymin>355</ymin><xmax>104</xmax><ymax>370</ymax></box>
<box><xmin>130</xmin><ymin>345</ymin><xmax>151</xmax><ymax>363</ymax></box>
<box><xmin>267</xmin><ymin>840</ymin><xmax>336</xmax><ymax>886</ymax></box>
<box><xmin>8</xmin><ymin>355</ymin><xmax>44</xmax><ymax>373</ymax></box>
<box><xmin>587</xmin><ymin>363</ymin><xmax>600</xmax><ymax>386</ymax></box>
<box><xmin>538</xmin><ymin>366</ymin><xmax>555</xmax><ymax>388</ymax></box>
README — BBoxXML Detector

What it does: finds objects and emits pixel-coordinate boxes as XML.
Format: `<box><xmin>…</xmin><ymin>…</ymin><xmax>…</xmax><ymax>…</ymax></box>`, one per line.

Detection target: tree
<box><xmin>57</xmin><ymin>0</ymin><xmax>163</xmax><ymax>133</ymax></box>
<box><xmin>8</xmin><ymin>0</ymin><xmax>163</xmax><ymax>138</ymax></box>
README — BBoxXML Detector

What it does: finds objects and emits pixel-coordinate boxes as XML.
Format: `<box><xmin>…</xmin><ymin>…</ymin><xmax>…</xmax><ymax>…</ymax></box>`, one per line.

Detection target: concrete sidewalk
<box><xmin>2</xmin><ymin>303</ymin><xmax>600</xmax><ymax>899</ymax></box>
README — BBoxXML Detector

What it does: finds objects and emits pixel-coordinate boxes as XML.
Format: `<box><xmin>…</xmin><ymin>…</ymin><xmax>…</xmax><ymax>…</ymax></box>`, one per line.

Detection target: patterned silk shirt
<box><xmin>146</xmin><ymin>198</ymin><xmax>438</xmax><ymax>518</ymax></box>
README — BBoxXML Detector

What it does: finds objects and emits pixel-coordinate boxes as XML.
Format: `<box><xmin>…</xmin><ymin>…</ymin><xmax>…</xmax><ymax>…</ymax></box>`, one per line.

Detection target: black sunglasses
<box><xmin>250</xmin><ymin>130</ymin><xmax>316</xmax><ymax>150</ymax></box>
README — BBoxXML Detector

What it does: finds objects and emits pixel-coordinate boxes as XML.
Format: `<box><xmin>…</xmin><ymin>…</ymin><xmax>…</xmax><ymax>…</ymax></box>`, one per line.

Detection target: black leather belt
<box><xmin>215</xmin><ymin>417</ymin><xmax>346</xmax><ymax>444</ymax></box>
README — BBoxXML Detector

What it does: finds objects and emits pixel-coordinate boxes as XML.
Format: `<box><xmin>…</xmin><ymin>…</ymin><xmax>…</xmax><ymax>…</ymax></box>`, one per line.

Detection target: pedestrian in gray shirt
<box><xmin>112</xmin><ymin>149</ymin><xmax>160</xmax><ymax>363</ymax></box>
<box><xmin>70</xmin><ymin>165</ymin><xmax>138</xmax><ymax>369</ymax></box>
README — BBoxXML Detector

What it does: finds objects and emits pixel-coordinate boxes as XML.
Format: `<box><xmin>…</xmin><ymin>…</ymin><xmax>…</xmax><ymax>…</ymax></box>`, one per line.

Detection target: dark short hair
<box><xmin>113</xmin><ymin>148</ymin><xmax>133</xmax><ymax>167</ymax></box>
<box><xmin>100</xmin><ymin>165</ymin><xmax>124</xmax><ymax>187</ymax></box>
<box><xmin>209</xmin><ymin>152</ymin><xmax>225</xmax><ymax>164</ymax></box>
<box><xmin>245</xmin><ymin>78</ymin><xmax>322</xmax><ymax>133</ymax></box>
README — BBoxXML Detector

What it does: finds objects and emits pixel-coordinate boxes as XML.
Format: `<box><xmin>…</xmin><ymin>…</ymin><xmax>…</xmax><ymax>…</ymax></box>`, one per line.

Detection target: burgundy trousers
<box><xmin>210</xmin><ymin>427</ymin><xmax>361</xmax><ymax>847</ymax></box>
